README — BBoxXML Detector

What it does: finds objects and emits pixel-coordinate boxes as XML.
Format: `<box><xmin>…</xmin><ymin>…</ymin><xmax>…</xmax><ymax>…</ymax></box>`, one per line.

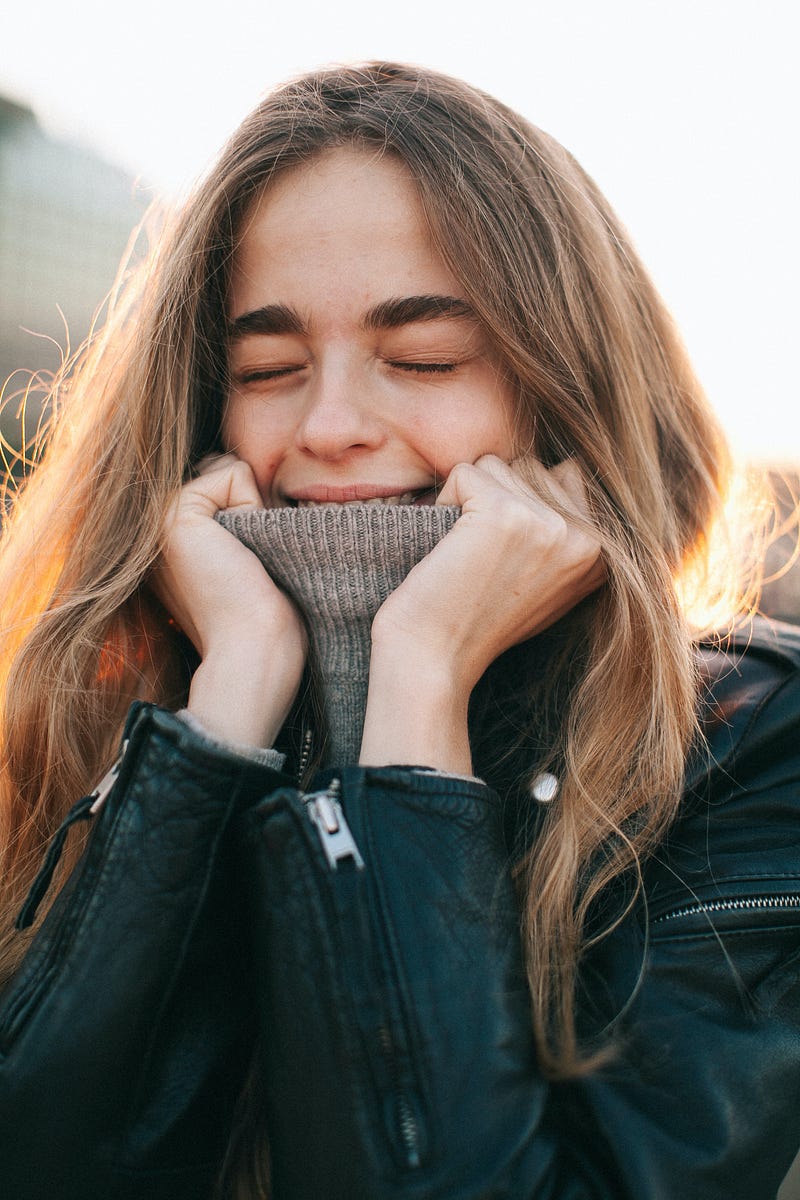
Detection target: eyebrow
<box><xmin>363</xmin><ymin>294</ymin><xmax>475</xmax><ymax>331</ymax></box>
<box><xmin>228</xmin><ymin>294</ymin><xmax>476</xmax><ymax>342</ymax></box>
<box><xmin>228</xmin><ymin>304</ymin><xmax>304</xmax><ymax>341</ymax></box>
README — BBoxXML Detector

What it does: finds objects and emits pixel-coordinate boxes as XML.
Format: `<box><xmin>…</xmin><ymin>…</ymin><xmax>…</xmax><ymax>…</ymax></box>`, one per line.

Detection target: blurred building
<box><xmin>0</xmin><ymin>94</ymin><xmax>148</xmax><ymax>462</ymax></box>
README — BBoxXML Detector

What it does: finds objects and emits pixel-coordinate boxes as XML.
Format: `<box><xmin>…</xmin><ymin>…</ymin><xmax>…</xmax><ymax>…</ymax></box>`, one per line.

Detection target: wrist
<box><xmin>359</xmin><ymin>642</ymin><xmax>473</xmax><ymax>774</ymax></box>
<box><xmin>188</xmin><ymin>632</ymin><xmax>305</xmax><ymax>747</ymax></box>
<box><xmin>370</xmin><ymin>607</ymin><xmax>487</xmax><ymax>699</ymax></box>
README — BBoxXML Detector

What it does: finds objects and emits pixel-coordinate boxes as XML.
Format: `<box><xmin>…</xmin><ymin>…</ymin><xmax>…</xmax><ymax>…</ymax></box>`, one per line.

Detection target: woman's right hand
<box><xmin>151</xmin><ymin>454</ymin><xmax>307</xmax><ymax>748</ymax></box>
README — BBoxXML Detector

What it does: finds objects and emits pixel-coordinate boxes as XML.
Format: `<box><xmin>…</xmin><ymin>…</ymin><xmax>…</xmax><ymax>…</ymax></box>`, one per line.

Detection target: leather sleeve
<box><xmin>571</xmin><ymin>633</ymin><xmax>800</xmax><ymax>1200</ymax></box>
<box><xmin>238</xmin><ymin>627</ymin><xmax>800</xmax><ymax>1200</ymax></box>
<box><xmin>0</xmin><ymin>703</ymin><xmax>286</xmax><ymax>1200</ymax></box>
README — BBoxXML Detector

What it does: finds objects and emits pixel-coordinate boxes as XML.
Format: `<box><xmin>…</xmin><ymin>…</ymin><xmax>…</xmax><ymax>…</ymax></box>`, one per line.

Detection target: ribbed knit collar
<box><xmin>216</xmin><ymin>504</ymin><xmax>460</xmax><ymax>764</ymax></box>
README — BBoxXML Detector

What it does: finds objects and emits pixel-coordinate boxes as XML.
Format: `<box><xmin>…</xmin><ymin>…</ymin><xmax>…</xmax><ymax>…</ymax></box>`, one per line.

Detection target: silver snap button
<box><xmin>530</xmin><ymin>772</ymin><xmax>559</xmax><ymax>802</ymax></box>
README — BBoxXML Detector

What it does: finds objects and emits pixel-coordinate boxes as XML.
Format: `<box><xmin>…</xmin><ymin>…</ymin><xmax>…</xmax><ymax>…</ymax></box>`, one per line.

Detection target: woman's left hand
<box><xmin>360</xmin><ymin>455</ymin><xmax>603</xmax><ymax>771</ymax></box>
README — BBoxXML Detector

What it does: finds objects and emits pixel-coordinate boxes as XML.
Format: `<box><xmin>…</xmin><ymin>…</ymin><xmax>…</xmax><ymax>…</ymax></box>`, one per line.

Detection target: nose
<box><xmin>295</xmin><ymin>359</ymin><xmax>385</xmax><ymax>460</ymax></box>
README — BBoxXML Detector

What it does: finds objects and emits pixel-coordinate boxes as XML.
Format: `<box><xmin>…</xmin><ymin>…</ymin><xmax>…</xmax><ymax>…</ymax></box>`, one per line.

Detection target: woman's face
<box><xmin>223</xmin><ymin>147</ymin><xmax>516</xmax><ymax>507</ymax></box>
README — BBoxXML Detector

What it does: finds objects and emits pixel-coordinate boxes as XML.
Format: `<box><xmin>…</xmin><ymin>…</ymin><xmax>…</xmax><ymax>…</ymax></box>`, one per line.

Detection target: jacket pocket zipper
<box><xmin>14</xmin><ymin>741</ymin><xmax>129</xmax><ymax>933</ymax></box>
<box><xmin>653</xmin><ymin>894</ymin><xmax>800</xmax><ymax>924</ymax></box>
<box><xmin>88</xmin><ymin>740</ymin><xmax>128</xmax><ymax>814</ymax></box>
<box><xmin>0</xmin><ymin>746</ymin><xmax>130</xmax><ymax>1052</ymax></box>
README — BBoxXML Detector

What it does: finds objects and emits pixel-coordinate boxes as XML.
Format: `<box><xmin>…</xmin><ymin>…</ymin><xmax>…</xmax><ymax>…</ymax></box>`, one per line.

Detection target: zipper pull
<box><xmin>89</xmin><ymin>739</ymin><xmax>128</xmax><ymax>814</ymax></box>
<box><xmin>16</xmin><ymin>740</ymin><xmax>130</xmax><ymax>931</ymax></box>
<box><xmin>15</xmin><ymin>794</ymin><xmax>95</xmax><ymax>930</ymax></box>
<box><xmin>305</xmin><ymin>780</ymin><xmax>365</xmax><ymax>871</ymax></box>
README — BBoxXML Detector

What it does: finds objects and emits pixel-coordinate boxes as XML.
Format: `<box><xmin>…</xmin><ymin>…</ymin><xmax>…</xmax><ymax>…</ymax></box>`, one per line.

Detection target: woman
<box><xmin>0</xmin><ymin>62</ymin><xmax>798</xmax><ymax>1199</ymax></box>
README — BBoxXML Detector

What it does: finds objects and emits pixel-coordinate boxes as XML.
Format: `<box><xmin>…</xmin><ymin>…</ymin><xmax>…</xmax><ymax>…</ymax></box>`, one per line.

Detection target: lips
<box><xmin>288</xmin><ymin>486</ymin><xmax>438</xmax><ymax>507</ymax></box>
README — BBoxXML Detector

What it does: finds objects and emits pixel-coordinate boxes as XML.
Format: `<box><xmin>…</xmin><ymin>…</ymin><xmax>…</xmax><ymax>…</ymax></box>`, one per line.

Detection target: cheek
<box><xmin>469</xmin><ymin>389</ymin><xmax>516</xmax><ymax>461</ymax></box>
<box><xmin>419</xmin><ymin>399</ymin><xmax>515</xmax><ymax>471</ymax></box>
<box><xmin>222</xmin><ymin>399</ymin><xmax>284</xmax><ymax>494</ymax></box>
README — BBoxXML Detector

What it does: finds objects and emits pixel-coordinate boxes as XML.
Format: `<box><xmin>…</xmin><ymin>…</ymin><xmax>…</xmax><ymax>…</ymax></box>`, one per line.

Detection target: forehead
<box><xmin>228</xmin><ymin>147</ymin><xmax>459</xmax><ymax>320</ymax></box>
<box><xmin>241</xmin><ymin>146</ymin><xmax>422</xmax><ymax>240</ymax></box>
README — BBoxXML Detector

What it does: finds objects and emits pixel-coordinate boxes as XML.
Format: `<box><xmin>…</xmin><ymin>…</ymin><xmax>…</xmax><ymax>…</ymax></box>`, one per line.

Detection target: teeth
<box><xmin>296</xmin><ymin>492</ymin><xmax>420</xmax><ymax>508</ymax></box>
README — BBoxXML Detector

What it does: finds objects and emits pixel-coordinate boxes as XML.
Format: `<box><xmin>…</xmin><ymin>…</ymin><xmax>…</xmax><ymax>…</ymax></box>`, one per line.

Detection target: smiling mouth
<box><xmin>292</xmin><ymin>488</ymin><xmax>438</xmax><ymax>508</ymax></box>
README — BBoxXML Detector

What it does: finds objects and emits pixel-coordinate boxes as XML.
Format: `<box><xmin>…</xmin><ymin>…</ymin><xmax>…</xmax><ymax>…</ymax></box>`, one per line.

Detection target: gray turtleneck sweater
<box><xmin>215</xmin><ymin>504</ymin><xmax>460</xmax><ymax>765</ymax></box>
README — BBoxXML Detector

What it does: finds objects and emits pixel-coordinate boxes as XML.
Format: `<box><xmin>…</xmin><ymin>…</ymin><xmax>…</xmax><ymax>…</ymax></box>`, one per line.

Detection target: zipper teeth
<box><xmin>299</xmin><ymin>782</ymin><xmax>424</xmax><ymax>1170</ymax></box>
<box><xmin>399</xmin><ymin>1102</ymin><xmax>420</xmax><ymax>1164</ymax></box>
<box><xmin>307</xmin><ymin>793</ymin><xmax>422</xmax><ymax>1171</ymax></box>
<box><xmin>654</xmin><ymin>894</ymin><xmax>800</xmax><ymax>924</ymax></box>
<box><xmin>296</xmin><ymin>726</ymin><xmax>313</xmax><ymax>787</ymax></box>
<box><xmin>378</xmin><ymin>1026</ymin><xmax>422</xmax><ymax>1168</ymax></box>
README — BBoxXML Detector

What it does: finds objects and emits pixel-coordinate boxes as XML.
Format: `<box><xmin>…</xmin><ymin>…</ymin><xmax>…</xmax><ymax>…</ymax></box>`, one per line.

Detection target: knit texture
<box><xmin>216</xmin><ymin>504</ymin><xmax>460</xmax><ymax>764</ymax></box>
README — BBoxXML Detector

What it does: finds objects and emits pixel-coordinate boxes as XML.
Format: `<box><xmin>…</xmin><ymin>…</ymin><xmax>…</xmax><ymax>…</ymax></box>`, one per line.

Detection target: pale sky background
<box><xmin>1</xmin><ymin>0</ymin><xmax>797</xmax><ymax>464</ymax></box>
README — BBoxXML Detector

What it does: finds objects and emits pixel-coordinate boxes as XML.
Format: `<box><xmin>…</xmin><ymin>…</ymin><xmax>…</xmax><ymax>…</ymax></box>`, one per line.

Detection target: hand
<box><xmin>150</xmin><ymin>454</ymin><xmax>307</xmax><ymax>746</ymax></box>
<box><xmin>360</xmin><ymin>456</ymin><xmax>603</xmax><ymax>771</ymax></box>
<box><xmin>374</xmin><ymin>454</ymin><xmax>603</xmax><ymax>689</ymax></box>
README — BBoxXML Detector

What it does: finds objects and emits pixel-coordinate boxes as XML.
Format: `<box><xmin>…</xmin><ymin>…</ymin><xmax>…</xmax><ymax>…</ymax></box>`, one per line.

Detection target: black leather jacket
<box><xmin>1</xmin><ymin>619</ymin><xmax>799</xmax><ymax>1199</ymax></box>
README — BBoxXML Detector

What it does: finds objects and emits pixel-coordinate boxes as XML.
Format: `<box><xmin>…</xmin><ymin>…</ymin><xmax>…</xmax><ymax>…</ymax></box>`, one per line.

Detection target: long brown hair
<box><xmin>1</xmin><ymin>61</ymin><xmax>745</xmax><ymax>1189</ymax></box>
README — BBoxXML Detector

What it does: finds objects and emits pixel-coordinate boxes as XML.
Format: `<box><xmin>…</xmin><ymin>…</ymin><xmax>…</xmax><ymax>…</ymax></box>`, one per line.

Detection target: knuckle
<box><xmin>474</xmin><ymin>453</ymin><xmax>504</xmax><ymax>472</ymax></box>
<box><xmin>449</xmin><ymin>461</ymin><xmax>475</xmax><ymax>487</ymax></box>
<box><xmin>540</xmin><ymin>511</ymin><xmax>569</xmax><ymax>552</ymax></box>
<box><xmin>489</xmin><ymin>493</ymin><xmax>535</xmax><ymax>537</ymax></box>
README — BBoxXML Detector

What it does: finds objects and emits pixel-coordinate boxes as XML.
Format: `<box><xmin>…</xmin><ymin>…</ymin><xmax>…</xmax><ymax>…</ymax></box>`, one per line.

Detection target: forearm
<box><xmin>187</xmin><ymin>624</ymin><xmax>304</xmax><ymax>748</ymax></box>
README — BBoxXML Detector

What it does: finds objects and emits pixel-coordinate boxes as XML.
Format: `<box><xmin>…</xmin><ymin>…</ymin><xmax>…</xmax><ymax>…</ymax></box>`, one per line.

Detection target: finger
<box><xmin>217</xmin><ymin>458</ymin><xmax>265</xmax><ymax>511</ymax></box>
<box><xmin>183</xmin><ymin>457</ymin><xmax>264</xmax><ymax>514</ymax></box>
<box><xmin>509</xmin><ymin>455</ymin><xmax>594</xmax><ymax>523</ymax></box>
<box><xmin>434</xmin><ymin>456</ymin><xmax>522</xmax><ymax>507</ymax></box>
<box><xmin>434</xmin><ymin>462</ymin><xmax>483</xmax><ymax>508</ymax></box>
<box><xmin>472</xmin><ymin>454</ymin><xmax>538</xmax><ymax>500</ymax></box>
<box><xmin>547</xmin><ymin>458</ymin><xmax>591</xmax><ymax>511</ymax></box>
<box><xmin>436</xmin><ymin>455</ymin><xmax>551</xmax><ymax>510</ymax></box>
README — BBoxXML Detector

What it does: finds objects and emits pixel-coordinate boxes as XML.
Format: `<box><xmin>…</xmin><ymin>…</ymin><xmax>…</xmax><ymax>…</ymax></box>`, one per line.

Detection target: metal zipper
<box><xmin>396</xmin><ymin>1094</ymin><xmax>422</xmax><ymax>1170</ymax></box>
<box><xmin>378</xmin><ymin>1025</ymin><xmax>422</xmax><ymax>1168</ymax></box>
<box><xmin>304</xmin><ymin>779</ymin><xmax>365</xmax><ymax>871</ymax></box>
<box><xmin>4</xmin><ymin>747</ymin><xmax>132</xmax><ymax>1042</ymax></box>
<box><xmin>301</xmin><ymin>781</ymin><xmax>424</xmax><ymax>1170</ymax></box>
<box><xmin>654</xmin><ymin>894</ymin><xmax>800</xmax><ymax>924</ymax></box>
<box><xmin>13</xmin><ymin>745</ymin><xmax>131</xmax><ymax>934</ymax></box>
<box><xmin>296</xmin><ymin>726</ymin><xmax>313</xmax><ymax>787</ymax></box>
<box><xmin>89</xmin><ymin>739</ymin><xmax>129</xmax><ymax>814</ymax></box>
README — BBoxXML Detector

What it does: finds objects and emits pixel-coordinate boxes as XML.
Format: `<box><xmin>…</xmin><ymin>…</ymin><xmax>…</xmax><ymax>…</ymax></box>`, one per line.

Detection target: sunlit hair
<box><xmin>0</xmin><ymin>62</ymin><xmax>759</xmax><ymax>1195</ymax></box>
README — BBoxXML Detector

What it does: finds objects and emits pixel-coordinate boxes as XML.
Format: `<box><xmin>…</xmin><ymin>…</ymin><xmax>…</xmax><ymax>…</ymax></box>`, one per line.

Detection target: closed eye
<box><xmin>389</xmin><ymin>361</ymin><xmax>458</xmax><ymax>374</ymax></box>
<box><xmin>235</xmin><ymin>365</ymin><xmax>306</xmax><ymax>384</ymax></box>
